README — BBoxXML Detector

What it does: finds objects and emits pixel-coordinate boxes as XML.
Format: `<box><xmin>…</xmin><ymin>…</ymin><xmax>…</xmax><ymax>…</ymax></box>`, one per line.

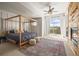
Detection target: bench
<box><xmin>0</xmin><ymin>36</ymin><xmax>6</xmax><ymax>43</ymax></box>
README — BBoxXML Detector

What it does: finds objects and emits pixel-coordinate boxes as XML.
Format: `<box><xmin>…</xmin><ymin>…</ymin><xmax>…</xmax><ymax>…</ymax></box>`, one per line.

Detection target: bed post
<box><xmin>5</xmin><ymin>15</ymin><xmax>35</xmax><ymax>48</ymax></box>
<box><xmin>6</xmin><ymin>11</ymin><xmax>8</xmax><ymax>33</ymax></box>
<box><xmin>30</xmin><ymin>17</ymin><xmax>32</xmax><ymax>32</ymax></box>
<box><xmin>19</xmin><ymin>15</ymin><xmax>22</xmax><ymax>48</ymax></box>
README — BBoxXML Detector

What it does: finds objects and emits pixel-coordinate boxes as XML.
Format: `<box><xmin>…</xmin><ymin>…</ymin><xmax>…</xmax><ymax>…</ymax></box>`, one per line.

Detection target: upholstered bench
<box><xmin>29</xmin><ymin>39</ymin><xmax>36</xmax><ymax>45</ymax></box>
<box><xmin>35</xmin><ymin>37</ymin><xmax>41</xmax><ymax>43</ymax></box>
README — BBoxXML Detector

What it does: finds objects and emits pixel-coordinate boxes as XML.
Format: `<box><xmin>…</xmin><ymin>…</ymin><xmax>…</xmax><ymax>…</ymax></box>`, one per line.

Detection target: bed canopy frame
<box><xmin>5</xmin><ymin>15</ymin><xmax>36</xmax><ymax>48</ymax></box>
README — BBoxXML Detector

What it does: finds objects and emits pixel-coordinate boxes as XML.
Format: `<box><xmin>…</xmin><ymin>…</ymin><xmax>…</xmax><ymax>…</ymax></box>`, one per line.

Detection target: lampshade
<box><xmin>32</xmin><ymin>22</ymin><xmax>37</xmax><ymax>26</ymax></box>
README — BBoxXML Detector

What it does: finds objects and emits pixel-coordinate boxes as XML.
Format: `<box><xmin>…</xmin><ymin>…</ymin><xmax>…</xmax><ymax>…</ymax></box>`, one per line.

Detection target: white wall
<box><xmin>42</xmin><ymin>14</ymin><xmax>68</xmax><ymax>37</ymax></box>
<box><xmin>42</xmin><ymin>16</ymin><xmax>50</xmax><ymax>36</ymax></box>
<box><xmin>60</xmin><ymin>15</ymin><xmax>68</xmax><ymax>37</ymax></box>
<box><xmin>31</xmin><ymin>18</ymin><xmax>42</xmax><ymax>36</ymax></box>
<box><xmin>0</xmin><ymin>10</ymin><xmax>30</xmax><ymax>33</ymax></box>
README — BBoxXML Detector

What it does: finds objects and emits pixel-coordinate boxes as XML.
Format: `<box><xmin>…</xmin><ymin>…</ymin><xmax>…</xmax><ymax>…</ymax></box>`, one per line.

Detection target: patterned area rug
<box><xmin>19</xmin><ymin>39</ymin><xmax>66</xmax><ymax>56</ymax></box>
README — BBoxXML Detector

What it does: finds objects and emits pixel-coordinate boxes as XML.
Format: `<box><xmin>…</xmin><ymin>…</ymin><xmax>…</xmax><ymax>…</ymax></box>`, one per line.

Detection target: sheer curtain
<box><xmin>43</xmin><ymin>16</ymin><xmax>50</xmax><ymax>36</ymax></box>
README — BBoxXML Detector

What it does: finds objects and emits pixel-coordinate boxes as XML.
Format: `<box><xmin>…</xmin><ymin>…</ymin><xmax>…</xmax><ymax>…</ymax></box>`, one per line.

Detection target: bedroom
<box><xmin>0</xmin><ymin>2</ymin><xmax>79</xmax><ymax>56</ymax></box>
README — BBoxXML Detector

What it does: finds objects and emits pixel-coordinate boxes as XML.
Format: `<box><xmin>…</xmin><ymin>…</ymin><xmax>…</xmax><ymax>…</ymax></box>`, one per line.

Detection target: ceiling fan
<box><xmin>44</xmin><ymin>5</ymin><xmax>57</xmax><ymax>14</ymax></box>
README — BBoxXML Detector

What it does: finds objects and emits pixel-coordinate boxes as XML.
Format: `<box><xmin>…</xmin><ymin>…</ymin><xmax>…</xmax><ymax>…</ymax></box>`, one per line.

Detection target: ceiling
<box><xmin>0</xmin><ymin>2</ymin><xmax>69</xmax><ymax>17</ymax></box>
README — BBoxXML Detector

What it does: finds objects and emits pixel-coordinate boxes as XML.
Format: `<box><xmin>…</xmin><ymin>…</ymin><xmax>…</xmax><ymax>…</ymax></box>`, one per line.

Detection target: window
<box><xmin>50</xmin><ymin>18</ymin><xmax>61</xmax><ymax>34</ymax></box>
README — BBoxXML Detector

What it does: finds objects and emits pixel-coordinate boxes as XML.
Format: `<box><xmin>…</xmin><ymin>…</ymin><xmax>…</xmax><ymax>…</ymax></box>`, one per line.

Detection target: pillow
<box><xmin>16</xmin><ymin>29</ymin><xmax>24</xmax><ymax>33</ymax></box>
<box><xmin>10</xmin><ymin>30</ymin><xmax>15</xmax><ymax>33</ymax></box>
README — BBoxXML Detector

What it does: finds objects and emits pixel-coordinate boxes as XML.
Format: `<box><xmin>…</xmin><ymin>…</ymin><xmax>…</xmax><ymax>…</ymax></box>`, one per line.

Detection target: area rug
<box><xmin>19</xmin><ymin>38</ymin><xmax>66</xmax><ymax>56</ymax></box>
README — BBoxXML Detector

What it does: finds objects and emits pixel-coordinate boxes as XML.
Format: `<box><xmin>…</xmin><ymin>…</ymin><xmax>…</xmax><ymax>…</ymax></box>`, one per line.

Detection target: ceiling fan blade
<box><xmin>44</xmin><ymin>10</ymin><xmax>48</xmax><ymax>12</ymax></box>
<box><xmin>51</xmin><ymin>8</ymin><xmax>54</xmax><ymax>10</ymax></box>
<box><xmin>48</xmin><ymin>11</ymin><xmax>52</xmax><ymax>14</ymax></box>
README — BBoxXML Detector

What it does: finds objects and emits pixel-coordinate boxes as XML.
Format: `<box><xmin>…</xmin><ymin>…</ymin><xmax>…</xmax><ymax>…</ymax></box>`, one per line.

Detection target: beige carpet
<box><xmin>0</xmin><ymin>43</ymin><xmax>24</xmax><ymax>56</ymax></box>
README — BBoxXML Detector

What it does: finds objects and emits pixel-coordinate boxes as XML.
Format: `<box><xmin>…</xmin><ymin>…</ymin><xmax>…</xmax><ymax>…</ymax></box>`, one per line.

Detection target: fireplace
<box><xmin>71</xmin><ymin>27</ymin><xmax>79</xmax><ymax>47</ymax></box>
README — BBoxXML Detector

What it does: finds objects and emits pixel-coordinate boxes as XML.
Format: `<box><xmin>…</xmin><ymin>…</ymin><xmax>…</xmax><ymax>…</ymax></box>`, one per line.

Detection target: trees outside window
<box><xmin>50</xmin><ymin>18</ymin><xmax>61</xmax><ymax>34</ymax></box>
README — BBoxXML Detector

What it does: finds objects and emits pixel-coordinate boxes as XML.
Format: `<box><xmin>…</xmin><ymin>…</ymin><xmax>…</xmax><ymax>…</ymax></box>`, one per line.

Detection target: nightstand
<box><xmin>0</xmin><ymin>36</ymin><xmax>6</xmax><ymax>44</ymax></box>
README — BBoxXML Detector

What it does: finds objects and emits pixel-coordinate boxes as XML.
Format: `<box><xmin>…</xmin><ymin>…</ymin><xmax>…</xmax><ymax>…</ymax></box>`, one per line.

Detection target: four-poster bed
<box><xmin>5</xmin><ymin>15</ymin><xmax>37</xmax><ymax>48</ymax></box>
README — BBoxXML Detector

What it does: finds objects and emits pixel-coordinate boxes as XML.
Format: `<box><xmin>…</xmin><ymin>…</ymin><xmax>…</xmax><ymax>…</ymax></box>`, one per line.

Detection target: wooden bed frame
<box><xmin>5</xmin><ymin>15</ymin><xmax>36</xmax><ymax>48</ymax></box>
